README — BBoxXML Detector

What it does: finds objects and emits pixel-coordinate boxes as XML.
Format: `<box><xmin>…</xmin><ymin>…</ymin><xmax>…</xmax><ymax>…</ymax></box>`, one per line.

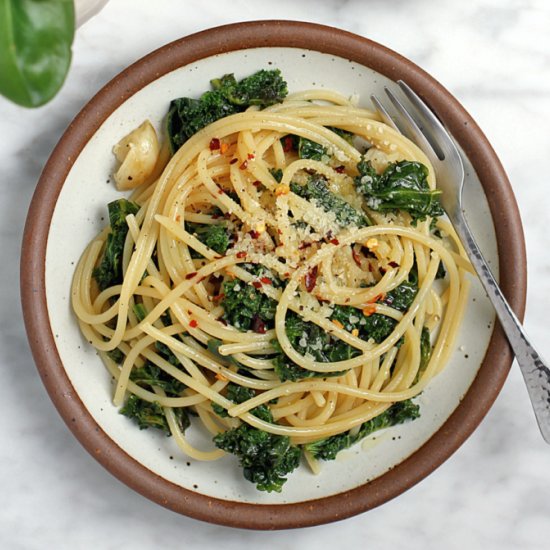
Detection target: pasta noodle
<box><xmin>71</xmin><ymin>75</ymin><xmax>472</xmax><ymax>491</ymax></box>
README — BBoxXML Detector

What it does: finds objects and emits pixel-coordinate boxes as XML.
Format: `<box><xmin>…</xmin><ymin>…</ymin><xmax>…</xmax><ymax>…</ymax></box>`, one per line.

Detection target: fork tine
<box><xmin>370</xmin><ymin>94</ymin><xmax>400</xmax><ymax>133</ymax></box>
<box><xmin>397</xmin><ymin>80</ymin><xmax>450</xmax><ymax>160</ymax></box>
<box><xmin>383</xmin><ymin>87</ymin><xmax>440</xmax><ymax>165</ymax></box>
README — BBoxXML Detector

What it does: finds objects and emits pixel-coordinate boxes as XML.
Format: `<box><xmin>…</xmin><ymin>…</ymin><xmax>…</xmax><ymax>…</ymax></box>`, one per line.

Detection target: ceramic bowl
<box><xmin>20</xmin><ymin>21</ymin><xmax>526</xmax><ymax>529</ymax></box>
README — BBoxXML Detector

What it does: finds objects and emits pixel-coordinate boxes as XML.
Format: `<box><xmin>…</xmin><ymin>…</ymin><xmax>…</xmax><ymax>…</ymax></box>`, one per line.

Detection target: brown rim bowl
<box><xmin>20</xmin><ymin>20</ymin><xmax>526</xmax><ymax>530</ymax></box>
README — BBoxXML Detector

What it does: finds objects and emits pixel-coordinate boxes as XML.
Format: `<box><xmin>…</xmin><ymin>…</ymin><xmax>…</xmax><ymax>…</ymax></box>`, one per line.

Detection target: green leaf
<box><xmin>0</xmin><ymin>0</ymin><xmax>75</xmax><ymax>107</ymax></box>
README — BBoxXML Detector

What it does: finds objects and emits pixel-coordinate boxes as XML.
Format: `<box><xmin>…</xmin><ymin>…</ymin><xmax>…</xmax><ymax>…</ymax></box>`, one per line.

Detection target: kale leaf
<box><xmin>272</xmin><ymin>312</ymin><xmax>350</xmax><ymax>382</ymax></box>
<box><xmin>355</xmin><ymin>159</ymin><xmax>444</xmax><ymax>222</ymax></box>
<box><xmin>305</xmin><ymin>399</ymin><xmax>420</xmax><ymax>460</ymax></box>
<box><xmin>272</xmin><ymin>277</ymin><xmax>418</xmax><ymax>382</ymax></box>
<box><xmin>298</xmin><ymin>138</ymin><xmax>326</xmax><ymax>161</ymax></box>
<box><xmin>93</xmin><ymin>199</ymin><xmax>140</xmax><ymax>290</ymax></box>
<box><xmin>120</xmin><ymin>394</ymin><xmax>189</xmax><ymax>435</ymax></box>
<box><xmin>214</xmin><ymin>420</ymin><xmax>301</xmax><ymax>492</ymax></box>
<box><xmin>167</xmin><ymin>70</ymin><xmax>288</xmax><ymax>153</ymax></box>
<box><xmin>129</xmin><ymin>362</ymin><xmax>185</xmax><ymax>396</ymax></box>
<box><xmin>290</xmin><ymin>174</ymin><xmax>368</xmax><ymax>228</ymax></box>
<box><xmin>220</xmin><ymin>274</ymin><xmax>278</xmax><ymax>331</ymax></box>
<box><xmin>185</xmin><ymin>222</ymin><xmax>230</xmax><ymax>255</ymax></box>
<box><xmin>212</xmin><ymin>382</ymin><xmax>271</xmax><ymax>421</ymax></box>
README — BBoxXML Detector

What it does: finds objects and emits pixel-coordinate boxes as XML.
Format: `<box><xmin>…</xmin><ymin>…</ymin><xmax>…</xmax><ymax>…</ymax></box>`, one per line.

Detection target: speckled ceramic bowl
<box><xmin>21</xmin><ymin>21</ymin><xmax>526</xmax><ymax>529</ymax></box>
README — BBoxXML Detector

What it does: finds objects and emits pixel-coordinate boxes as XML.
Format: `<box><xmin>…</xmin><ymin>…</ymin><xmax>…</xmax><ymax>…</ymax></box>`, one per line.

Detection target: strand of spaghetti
<box><xmin>156</xmin><ymin>388</ymin><xmax>225</xmax><ymax>461</ymax></box>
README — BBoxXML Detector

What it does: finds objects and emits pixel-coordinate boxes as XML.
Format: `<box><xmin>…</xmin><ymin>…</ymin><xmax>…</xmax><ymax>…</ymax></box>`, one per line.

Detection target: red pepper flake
<box><xmin>334</xmin><ymin>165</ymin><xmax>345</xmax><ymax>173</ymax></box>
<box><xmin>247</xmin><ymin>153</ymin><xmax>255</xmax><ymax>160</ymax></box>
<box><xmin>175</xmin><ymin>214</ymin><xmax>181</xmax><ymax>222</ymax></box>
<box><xmin>211</xmin><ymin>213</ymin><xmax>220</xmax><ymax>219</ymax></box>
<box><xmin>236</xmin><ymin>251</ymin><xmax>247</xmax><ymax>259</ymax></box>
<box><xmin>388</xmin><ymin>261</ymin><xmax>399</xmax><ymax>268</ymax></box>
<box><xmin>185</xmin><ymin>272</ymin><xmax>197</xmax><ymax>280</ymax></box>
<box><xmin>239</xmin><ymin>160</ymin><xmax>248</xmax><ymax>170</ymax></box>
<box><xmin>212</xmin><ymin>293</ymin><xmax>225</xmax><ymax>302</ymax></box>
<box><xmin>304</xmin><ymin>265</ymin><xmax>319</xmax><ymax>293</ymax></box>
<box><xmin>284</xmin><ymin>272</ymin><xmax>290</xmax><ymax>278</ymax></box>
<box><xmin>277</xmin><ymin>229</ymin><xmax>282</xmax><ymax>235</ymax></box>
<box><xmin>209</xmin><ymin>138</ymin><xmax>220</xmax><ymax>151</ymax></box>
<box><xmin>298</xmin><ymin>242</ymin><xmax>312</xmax><ymax>250</ymax></box>
<box><xmin>252</xmin><ymin>281</ymin><xmax>262</xmax><ymax>289</ymax></box>
<box><xmin>249</xmin><ymin>230</ymin><xmax>260</xmax><ymax>239</ymax></box>
<box><xmin>362</xmin><ymin>305</ymin><xmax>377</xmax><ymax>317</ymax></box>
<box><xmin>230</xmin><ymin>158</ymin><xmax>238</xmax><ymax>165</ymax></box>
<box><xmin>217</xmin><ymin>188</ymin><xmax>224</xmax><ymax>195</ymax></box>
<box><xmin>189</xmin><ymin>319</ymin><xmax>198</xmax><ymax>328</ymax></box>
<box><xmin>329</xmin><ymin>238</ymin><xmax>340</xmax><ymax>245</ymax></box>
<box><xmin>368</xmin><ymin>293</ymin><xmax>386</xmax><ymax>304</ymax></box>
<box><xmin>260</xmin><ymin>277</ymin><xmax>272</xmax><ymax>285</ymax></box>
<box><xmin>282</xmin><ymin>136</ymin><xmax>294</xmax><ymax>152</ymax></box>
<box><xmin>252</xmin><ymin>180</ymin><xmax>262</xmax><ymax>187</ymax></box>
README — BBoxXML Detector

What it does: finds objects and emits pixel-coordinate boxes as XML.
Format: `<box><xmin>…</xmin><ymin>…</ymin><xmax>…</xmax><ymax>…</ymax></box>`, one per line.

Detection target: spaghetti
<box><xmin>71</xmin><ymin>73</ymin><xmax>472</xmax><ymax>491</ymax></box>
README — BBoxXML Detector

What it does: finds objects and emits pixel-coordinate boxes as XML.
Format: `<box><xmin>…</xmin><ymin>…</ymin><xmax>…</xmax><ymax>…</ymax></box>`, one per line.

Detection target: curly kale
<box><xmin>185</xmin><ymin>222</ymin><xmax>230</xmax><ymax>255</ymax></box>
<box><xmin>212</xmin><ymin>382</ymin><xmax>271</xmax><ymax>421</ymax></box>
<box><xmin>290</xmin><ymin>174</ymin><xmax>368</xmax><ymax>228</ymax></box>
<box><xmin>220</xmin><ymin>266</ymin><xmax>281</xmax><ymax>331</ymax></box>
<box><xmin>167</xmin><ymin>70</ymin><xmax>288</xmax><ymax>153</ymax></box>
<box><xmin>273</xmin><ymin>277</ymin><xmax>418</xmax><ymax>382</ymax></box>
<box><xmin>284</xmin><ymin>127</ymin><xmax>354</xmax><ymax>162</ymax></box>
<box><xmin>272</xmin><ymin>312</ymin><xmax>350</xmax><ymax>382</ymax></box>
<box><xmin>305</xmin><ymin>399</ymin><xmax>420</xmax><ymax>460</ymax></box>
<box><xmin>129</xmin><ymin>362</ymin><xmax>185</xmax><ymax>396</ymax></box>
<box><xmin>120</xmin><ymin>395</ymin><xmax>189</xmax><ymax>435</ymax></box>
<box><xmin>213</xmin><ymin>400</ymin><xmax>300</xmax><ymax>492</ymax></box>
<box><xmin>92</xmin><ymin>199</ymin><xmax>140</xmax><ymax>290</ymax></box>
<box><xmin>355</xmin><ymin>159</ymin><xmax>444</xmax><ymax>222</ymax></box>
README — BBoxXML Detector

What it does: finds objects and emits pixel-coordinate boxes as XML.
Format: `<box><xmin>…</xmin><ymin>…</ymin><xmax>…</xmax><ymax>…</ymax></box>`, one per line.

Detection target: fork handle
<box><xmin>454</xmin><ymin>214</ymin><xmax>550</xmax><ymax>442</ymax></box>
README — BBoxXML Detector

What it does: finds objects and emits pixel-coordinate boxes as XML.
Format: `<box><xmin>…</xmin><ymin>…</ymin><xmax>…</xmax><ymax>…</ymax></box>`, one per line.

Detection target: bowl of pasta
<box><xmin>21</xmin><ymin>20</ymin><xmax>526</xmax><ymax>529</ymax></box>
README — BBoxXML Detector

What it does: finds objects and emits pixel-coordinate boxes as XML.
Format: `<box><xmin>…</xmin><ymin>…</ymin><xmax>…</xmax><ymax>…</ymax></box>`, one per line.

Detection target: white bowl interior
<box><xmin>45</xmin><ymin>47</ymin><xmax>496</xmax><ymax>504</ymax></box>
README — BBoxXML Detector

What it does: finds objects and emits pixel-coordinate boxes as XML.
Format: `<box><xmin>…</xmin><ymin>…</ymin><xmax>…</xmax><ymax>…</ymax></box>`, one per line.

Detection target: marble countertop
<box><xmin>2</xmin><ymin>0</ymin><xmax>550</xmax><ymax>548</ymax></box>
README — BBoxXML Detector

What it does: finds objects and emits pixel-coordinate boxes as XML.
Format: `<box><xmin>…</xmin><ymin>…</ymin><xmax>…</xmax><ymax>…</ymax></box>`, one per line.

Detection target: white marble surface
<box><xmin>2</xmin><ymin>0</ymin><xmax>550</xmax><ymax>547</ymax></box>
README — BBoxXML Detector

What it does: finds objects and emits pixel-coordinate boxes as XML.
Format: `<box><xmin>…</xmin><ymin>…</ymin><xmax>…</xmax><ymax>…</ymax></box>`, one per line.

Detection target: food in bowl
<box><xmin>71</xmin><ymin>68</ymin><xmax>472</xmax><ymax>492</ymax></box>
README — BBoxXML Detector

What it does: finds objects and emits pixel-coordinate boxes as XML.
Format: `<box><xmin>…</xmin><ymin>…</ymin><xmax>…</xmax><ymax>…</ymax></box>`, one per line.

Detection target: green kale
<box><xmin>167</xmin><ymin>70</ymin><xmax>288</xmax><ymax>153</ymax></box>
<box><xmin>286</xmin><ymin>128</ymin><xmax>353</xmax><ymax>162</ymax></box>
<box><xmin>382</xmin><ymin>279</ymin><xmax>418</xmax><ymax>312</ymax></box>
<box><xmin>212</xmin><ymin>382</ymin><xmax>271</xmax><ymax>421</ymax></box>
<box><xmin>155</xmin><ymin>341</ymin><xmax>182</xmax><ymax>367</ymax></box>
<box><xmin>355</xmin><ymin>159</ymin><xmax>444</xmax><ymax>222</ymax></box>
<box><xmin>185</xmin><ymin>222</ymin><xmax>230</xmax><ymax>255</ymax></box>
<box><xmin>106</xmin><ymin>347</ymin><xmax>125</xmax><ymax>364</ymax></box>
<box><xmin>220</xmin><ymin>279</ymin><xmax>277</xmax><ymax>331</ymax></box>
<box><xmin>298</xmin><ymin>137</ymin><xmax>326</xmax><ymax>161</ymax></box>
<box><xmin>129</xmin><ymin>362</ymin><xmax>185</xmax><ymax>396</ymax></box>
<box><xmin>330</xmin><ymin>304</ymin><xmax>397</xmax><ymax>344</ymax></box>
<box><xmin>206</xmin><ymin>338</ymin><xmax>241</xmax><ymax>369</ymax></box>
<box><xmin>133</xmin><ymin>302</ymin><xmax>147</xmax><ymax>322</ymax></box>
<box><xmin>272</xmin><ymin>312</ymin><xmax>350</xmax><ymax>382</ymax></box>
<box><xmin>272</xmin><ymin>277</ymin><xmax>419</xmax><ymax>382</ymax></box>
<box><xmin>92</xmin><ymin>199</ymin><xmax>140</xmax><ymax>290</ymax></box>
<box><xmin>120</xmin><ymin>394</ymin><xmax>189</xmax><ymax>435</ymax></box>
<box><xmin>305</xmin><ymin>399</ymin><xmax>420</xmax><ymax>460</ymax></box>
<box><xmin>290</xmin><ymin>174</ymin><xmax>368</xmax><ymax>228</ymax></box>
<box><xmin>415</xmin><ymin>327</ymin><xmax>432</xmax><ymax>384</ymax></box>
<box><xmin>269</xmin><ymin>167</ymin><xmax>284</xmax><ymax>183</ymax></box>
<box><xmin>214</xmin><ymin>421</ymin><xmax>301</xmax><ymax>492</ymax></box>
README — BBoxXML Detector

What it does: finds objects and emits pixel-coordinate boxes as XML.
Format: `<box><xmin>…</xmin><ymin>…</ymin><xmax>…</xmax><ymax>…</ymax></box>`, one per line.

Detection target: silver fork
<box><xmin>371</xmin><ymin>81</ymin><xmax>550</xmax><ymax>443</ymax></box>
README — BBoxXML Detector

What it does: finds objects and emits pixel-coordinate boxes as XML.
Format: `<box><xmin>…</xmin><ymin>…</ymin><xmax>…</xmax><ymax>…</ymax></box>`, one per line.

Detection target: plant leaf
<box><xmin>0</xmin><ymin>0</ymin><xmax>75</xmax><ymax>107</ymax></box>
